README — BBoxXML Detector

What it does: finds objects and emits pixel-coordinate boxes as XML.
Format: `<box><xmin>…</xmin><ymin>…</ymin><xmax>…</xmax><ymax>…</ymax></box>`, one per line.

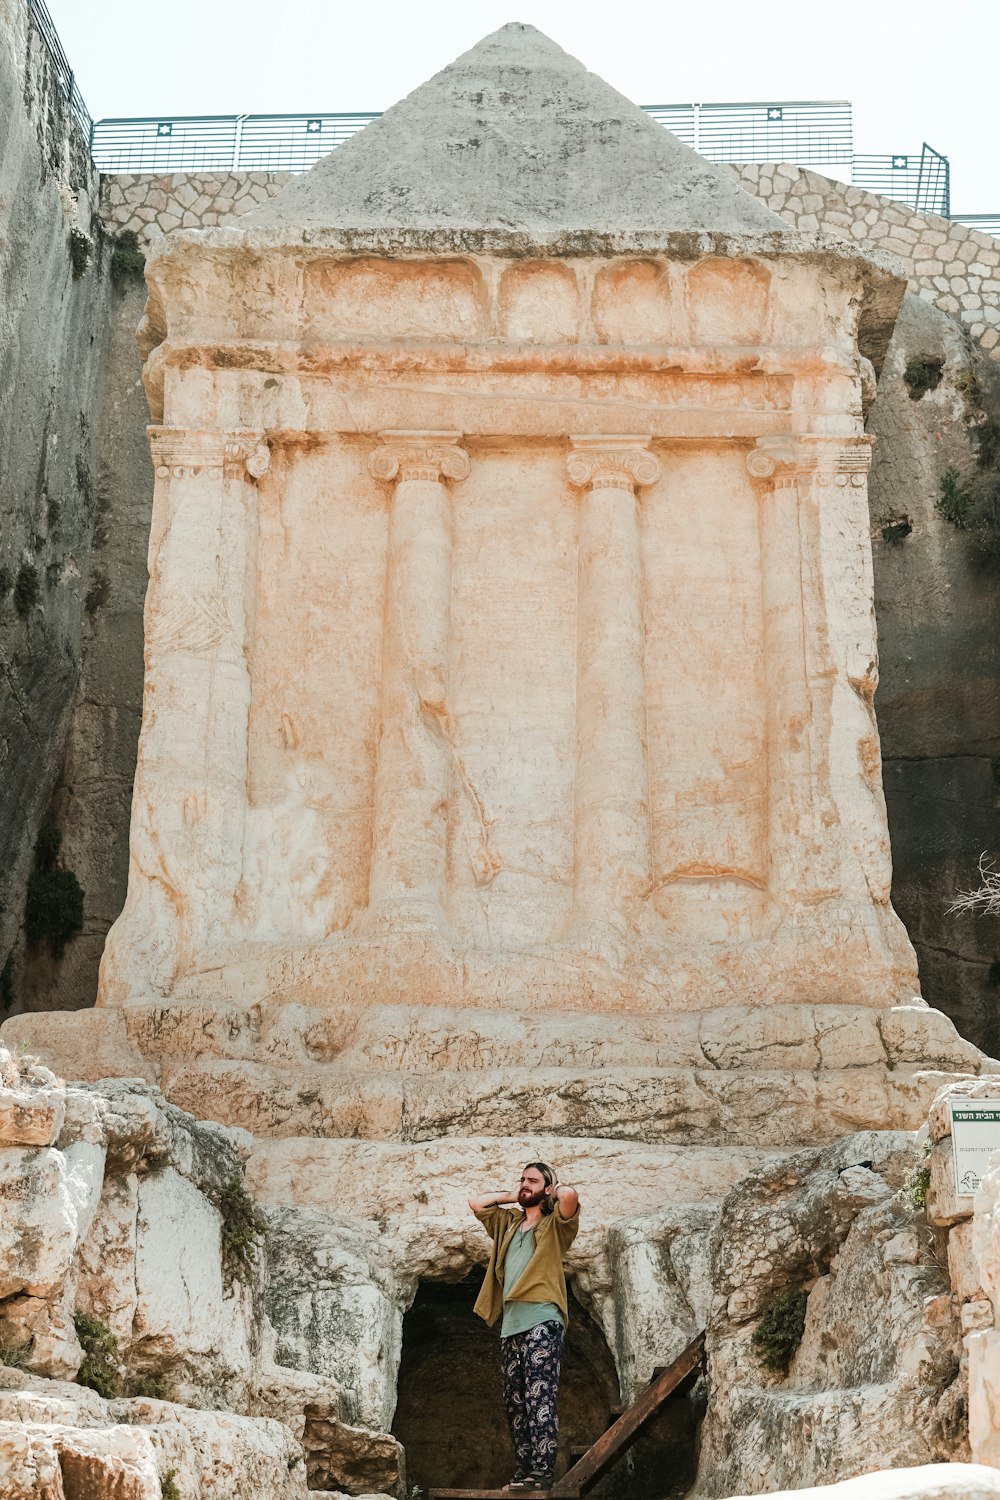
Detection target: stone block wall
<box><xmin>726</xmin><ymin>163</ymin><xmax>1000</xmax><ymax>357</ymax></box>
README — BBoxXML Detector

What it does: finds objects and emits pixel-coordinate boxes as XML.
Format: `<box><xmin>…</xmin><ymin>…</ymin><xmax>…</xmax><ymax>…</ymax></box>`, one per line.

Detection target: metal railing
<box><xmin>92</xmin><ymin>100</ymin><xmax>858</xmax><ymax>176</ymax></box>
<box><xmin>952</xmin><ymin>214</ymin><xmax>1000</xmax><ymax>237</ymax></box>
<box><xmin>90</xmin><ymin>111</ymin><xmax>379</xmax><ymax>175</ymax></box>
<box><xmin>26</xmin><ymin>0</ymin><xmax>92</xmax><ymax>145</ymax></box>
<box><xmin>852</xmin><ymin>144</ymin><xmax>949</xmax><ymax>217</ymax></box>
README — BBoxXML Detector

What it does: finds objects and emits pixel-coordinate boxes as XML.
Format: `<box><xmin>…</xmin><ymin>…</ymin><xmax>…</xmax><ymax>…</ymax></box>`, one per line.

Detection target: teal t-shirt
<box><xmin>501</xmin><ymin>1224</ymin><xmax>565</xmax><ymax>1339</ymax></box>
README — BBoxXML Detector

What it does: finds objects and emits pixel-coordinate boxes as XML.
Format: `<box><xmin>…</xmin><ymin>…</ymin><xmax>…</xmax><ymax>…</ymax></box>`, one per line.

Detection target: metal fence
<box><xmin>852</xmin><ymin>143</ymin><xmax>950</xmax><ymax>217</ymax></box>
<box><xmin>952</xmin><ymin>214</ymin><xmax>1000</xmax><ymax>236</ymax></box>
<box><xmin>91</xmin><ymin>100</ymin><xmax>858</xmax><ymax>177</ymax></box>
<box><xmin>90</xmin><ymin>111</ymin><xmax>379</xmax><ymax>175</ymax></box>
<box><xmin>26</xmin><ymin>0</ymin><xmax>92</xmax><ymax>145</ymax></box>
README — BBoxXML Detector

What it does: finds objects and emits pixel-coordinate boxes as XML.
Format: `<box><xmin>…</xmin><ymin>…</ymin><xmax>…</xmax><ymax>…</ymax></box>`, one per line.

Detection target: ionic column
<box><xmin>366</xmin><ymin>431</ymin><xmax>470</xmax><ymax>924</ymax></box>
<box><xmin>100</xmin><ymin>428</ymin><xmax>270</xmax><ymax>1002</ymax></box>
<box><xmin>567</xmin><ymin>436</ymin><xmax>661</xmax><ymax>928</ymax></box>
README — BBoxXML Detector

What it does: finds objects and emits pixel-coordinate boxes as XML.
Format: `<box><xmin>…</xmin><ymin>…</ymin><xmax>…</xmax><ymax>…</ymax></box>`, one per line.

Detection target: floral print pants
<box><xmin>499</xmin><ymin>1320</ymin><xmax>564</xmax><ymax>1477</ymax></box>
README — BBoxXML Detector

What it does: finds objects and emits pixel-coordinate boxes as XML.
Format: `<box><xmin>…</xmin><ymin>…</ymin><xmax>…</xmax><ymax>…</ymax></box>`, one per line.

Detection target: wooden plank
<box><xmin>551</xmin><ymin>1332</ymin><xmax>705</xmax><ymax>1499</ymax></box>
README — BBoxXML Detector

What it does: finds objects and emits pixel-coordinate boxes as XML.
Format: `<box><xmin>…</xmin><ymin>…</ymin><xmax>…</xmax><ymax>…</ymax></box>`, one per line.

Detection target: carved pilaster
<box><xmin>567</xmin><ymin>437</ymin><xmax>661</xmax><ymax>927</ymax></box>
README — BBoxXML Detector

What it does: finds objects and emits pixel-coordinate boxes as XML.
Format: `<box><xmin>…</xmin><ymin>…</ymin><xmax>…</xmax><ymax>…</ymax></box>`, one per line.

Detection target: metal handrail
<box><xmin>90</xmin><ymin>100</ymin><xmax>857</xmax><ymax>176</ymax></box>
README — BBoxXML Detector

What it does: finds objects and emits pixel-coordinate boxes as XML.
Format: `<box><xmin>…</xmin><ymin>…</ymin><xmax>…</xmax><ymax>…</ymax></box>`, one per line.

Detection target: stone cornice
<box><xmin>566</xmin><ymin>436</ymin><xmax>661</xmax><ymax>492</ymax></box>
<box><xmin>368</xmin><ymin>431</ymin><xmax>471</xmax><ymax>485</ymax></box>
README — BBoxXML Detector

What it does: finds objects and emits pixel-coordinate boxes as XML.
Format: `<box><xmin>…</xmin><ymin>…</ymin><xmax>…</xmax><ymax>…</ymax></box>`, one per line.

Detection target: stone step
<box><xmin>157</xmin><ymin>1054</ymin><xmax>962</xmax><ymax>1147</ymax></box>
<box><xmin>2</xmin><ymin>997</ymin><xmax>985</xmax><ymax>1087</ymax></box>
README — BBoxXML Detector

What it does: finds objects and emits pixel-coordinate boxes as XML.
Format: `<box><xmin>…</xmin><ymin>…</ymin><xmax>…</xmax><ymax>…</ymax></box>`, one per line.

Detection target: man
<box><xmin>469</xmin><ymin>1162</ymin><xmax>581</xmax><ymax>1493</ymax></box>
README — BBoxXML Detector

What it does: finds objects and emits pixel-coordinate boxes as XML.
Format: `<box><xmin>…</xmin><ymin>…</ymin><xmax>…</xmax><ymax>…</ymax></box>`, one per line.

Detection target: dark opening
<box><xmin>391</xmin><ymin>1272</ymin><xmax>702</xmax><ymax>1499</ymax></box>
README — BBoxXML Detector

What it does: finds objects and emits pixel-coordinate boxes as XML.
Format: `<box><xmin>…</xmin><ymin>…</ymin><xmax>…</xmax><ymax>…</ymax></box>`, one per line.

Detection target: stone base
<box><xmin>2</xmin><ymin>997</ymin><xmax>989</xmax><ymax>1150</ymax></box>
<box><xmin>108</xmin><ymin>911</ymin><xmax>918</xmax><ymax>1015</ymax></box>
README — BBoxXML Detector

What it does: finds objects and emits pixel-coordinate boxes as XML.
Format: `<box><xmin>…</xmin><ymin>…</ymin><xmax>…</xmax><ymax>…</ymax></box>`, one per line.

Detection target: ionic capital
<box><xmin>368</xmin><ymin>431</ymin><xmax>470</xmax><ymax>485</ymax></box>
<box><xmin>148</xmin><ymin>427</ymin><xmax>271</xmax><ymax>481</ymax></box>
<box><xmin>747</xmin><ymin>435</ymin><xmax>873</xmax><ymax>488</ymax></box>
<box><xmin>567</xmin><ymin>436</ymin><xmax>661</xmax><ymax>492</ymax></box>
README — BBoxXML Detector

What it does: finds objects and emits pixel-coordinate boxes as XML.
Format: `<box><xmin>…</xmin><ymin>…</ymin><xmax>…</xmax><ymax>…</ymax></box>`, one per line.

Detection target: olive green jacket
<box><xmin>473</xmin><ymin>1203</ymin><xmax>580</xmax><ymax>1328</ymax></box>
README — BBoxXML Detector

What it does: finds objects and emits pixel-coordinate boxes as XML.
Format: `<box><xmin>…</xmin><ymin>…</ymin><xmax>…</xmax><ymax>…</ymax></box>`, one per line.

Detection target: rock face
<box><xmin>696</xmin><ymin>1133</ymin><xmax>967</xmax><ymax>1496</ymax></box>
<box><xmin>0</xmin><ymin>0</ymin><xmax>110</xmax><ymax>1006</ymax></box>
<box><xmin>868</xmin><ymin>293</ymin><xmax>1000</xmax><ymax>1057</ymax></box>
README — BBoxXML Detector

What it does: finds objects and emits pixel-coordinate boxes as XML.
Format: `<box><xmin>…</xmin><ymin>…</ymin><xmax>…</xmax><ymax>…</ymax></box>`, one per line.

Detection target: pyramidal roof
<box><xmin>243</xmin><ymin>23</ymin><xmax>790</xmax><ymax>243</ymax></box>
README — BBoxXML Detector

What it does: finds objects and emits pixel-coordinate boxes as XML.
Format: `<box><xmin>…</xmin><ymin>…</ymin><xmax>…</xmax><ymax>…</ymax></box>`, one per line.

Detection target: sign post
<box><xmin>950</xmin><ymin>1100</ymin><xmax>1000</xmax><ymax>1200</ymax></box>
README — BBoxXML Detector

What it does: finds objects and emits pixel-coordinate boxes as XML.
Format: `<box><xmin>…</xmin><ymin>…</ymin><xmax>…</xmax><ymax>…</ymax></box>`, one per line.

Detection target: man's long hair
<box><xmin>525</xmin><ymin>1160</ymin><xmax>557</xmax><ymax>1215</ymax></box>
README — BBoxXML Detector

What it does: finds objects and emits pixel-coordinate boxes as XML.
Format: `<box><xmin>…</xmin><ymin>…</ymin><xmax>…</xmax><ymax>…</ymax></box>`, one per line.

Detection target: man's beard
<box><xmin>518</xmin><ymin>1188</ymin><xmax>546</xmax><ymax>1207</ymax></box>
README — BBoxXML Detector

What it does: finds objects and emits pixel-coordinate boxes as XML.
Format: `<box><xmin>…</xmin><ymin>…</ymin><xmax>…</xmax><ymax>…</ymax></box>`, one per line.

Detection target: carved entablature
<box><xmin>566</xmin><ymin>436</ymin><xmax>662</xmax><ymax>492</ymax></box>
<box><xmin>148</xmin><ymin>428</ymin><xmax>271</xmax><ymax>481</ymax></box>
<box><xmin>368</xmin><ymin>430</ymin><xmax>471</xmax><ymax>486</ymax></box>
<box><xmin>746</xmin><ymin>435</ymin><xmax>873</xmax><ymax>488</ymax></box>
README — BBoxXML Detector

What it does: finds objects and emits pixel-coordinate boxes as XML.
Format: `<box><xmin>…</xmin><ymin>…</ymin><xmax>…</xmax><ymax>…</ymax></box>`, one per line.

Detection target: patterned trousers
<box><xmin>499</xmin><ymin>1320</ymin><xmax>564</xmax><ymax>1478</ymax></box>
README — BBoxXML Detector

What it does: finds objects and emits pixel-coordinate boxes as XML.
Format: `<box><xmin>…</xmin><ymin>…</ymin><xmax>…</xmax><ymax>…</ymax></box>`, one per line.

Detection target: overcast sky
<box><xmin>46</xmin><ymin>0</ymin><xmax>1000</xmax><ymax>212</ymax></box>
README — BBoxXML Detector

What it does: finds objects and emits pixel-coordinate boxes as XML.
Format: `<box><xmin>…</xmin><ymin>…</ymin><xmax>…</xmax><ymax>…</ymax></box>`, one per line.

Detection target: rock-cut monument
<box><xmin>107</xmin><ymin>26</ymin><xmax>914</xmax><ymax>1021</ymax></box>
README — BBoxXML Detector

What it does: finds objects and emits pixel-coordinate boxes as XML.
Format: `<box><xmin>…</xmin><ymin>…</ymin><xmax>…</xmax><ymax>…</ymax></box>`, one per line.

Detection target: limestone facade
<box><xmin>99</xmin><ymin>211</ymin><xmax>917</xmax><ymax>1017</ymax></box>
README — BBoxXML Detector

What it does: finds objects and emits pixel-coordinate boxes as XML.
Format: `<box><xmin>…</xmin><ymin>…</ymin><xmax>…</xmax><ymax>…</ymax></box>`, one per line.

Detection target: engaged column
<box><xmin>366</xmin><ymin>431</ymin><xmax>470</xmax><ymax>928</ymax></box>
<box><xmin>567</xmin><ymin>436</ymin><xmax>661</xmax><ymax>931</ymax></box>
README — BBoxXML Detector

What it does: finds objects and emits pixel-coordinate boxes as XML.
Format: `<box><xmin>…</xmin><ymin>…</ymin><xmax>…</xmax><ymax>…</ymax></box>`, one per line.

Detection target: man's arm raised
<box><xmin>552</xmin><ymin>1184</ymin><xmax>579</xmax><ymax>1219</ymax></box>
<box><xmin>468</xmin><ymin>1188</ymin><xmax>519</xmax><ymax>1213</ymax></box>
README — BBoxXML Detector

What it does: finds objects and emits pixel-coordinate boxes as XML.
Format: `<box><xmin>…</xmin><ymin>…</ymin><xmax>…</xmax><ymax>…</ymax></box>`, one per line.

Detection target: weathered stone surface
<box><xmin>0</xmin><ymin>1419</ymin><xmax>161</xmax><ymax>1499</ymax></box>
<box><xmin>696</xmin><ymin>1134</ymin><xmax>967</xmax><ymax>1496</ymax></box>
<box><xmin>302</xmin><ymin>1408</ymin><xmax>405</xmax><ymax>1498</ymax></box>
<box><xmin>867</xmin><ymin>293</ymin><xmax>1000</xmax><ymax>1058</ymax></box>
<box><xmin>720</xmin><ymin>1465</ymin><xmax>1000</xmax><ymax>1499</ymax></box>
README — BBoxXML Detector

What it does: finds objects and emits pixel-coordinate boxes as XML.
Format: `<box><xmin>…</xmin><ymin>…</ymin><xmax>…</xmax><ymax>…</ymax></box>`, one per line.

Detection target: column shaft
<box><xmin>367</xmin><ymin>433</ymin><xmax>469</xmax><ymax>920</ymax></box>
<box><xmin>568</xmin><ymin>439</ymin><xmax>660</xmax><ymax>925</ymax></box>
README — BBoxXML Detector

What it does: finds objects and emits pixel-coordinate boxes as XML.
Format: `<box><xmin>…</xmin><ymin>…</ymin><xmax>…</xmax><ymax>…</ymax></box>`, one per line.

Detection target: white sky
<box><xmin>46</xmin><ymin>0</ymin><xmax>1000</xmax><ymax>212</ymax></box>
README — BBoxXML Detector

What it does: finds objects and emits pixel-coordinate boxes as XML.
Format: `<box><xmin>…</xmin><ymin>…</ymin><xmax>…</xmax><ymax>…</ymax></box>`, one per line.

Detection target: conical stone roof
<box><xmin>244</xmin><ymin>22</ymin><xmax>789</xmax><ymax>242</ymax></box>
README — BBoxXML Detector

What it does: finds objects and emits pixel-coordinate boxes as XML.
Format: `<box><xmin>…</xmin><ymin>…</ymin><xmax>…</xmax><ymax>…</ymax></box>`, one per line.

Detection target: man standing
<box><xmin>469</xmin><ymin>1162</ymin><xmax>581</xmax><ymax>1492</ymax></box>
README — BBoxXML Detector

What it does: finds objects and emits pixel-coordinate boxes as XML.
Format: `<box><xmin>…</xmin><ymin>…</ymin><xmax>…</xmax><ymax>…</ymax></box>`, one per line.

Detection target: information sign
<box><xmin>950</xmin><ymin>1100</ymin><xmax>1000</xmax><ymax>1199</ymax></box>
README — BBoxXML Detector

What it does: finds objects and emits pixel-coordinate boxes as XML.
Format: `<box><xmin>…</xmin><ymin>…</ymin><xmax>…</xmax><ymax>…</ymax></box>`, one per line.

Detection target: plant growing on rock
<box><xmin>110</xmin><ymin>228</ymin><xmax>146</xmax><ymax>287</ymax></box>
<box><xmin>160</xmin><ymin>1469</ymin><xmax>181</xmax><ymax>1500</ymax></box>
<box><xmin>69</xmin><ymin>228</ymin><xmax>93</xmax><ymax>278</ymax></box>
<box><xmin>751</xmin><ymin>1288</ymin><xmax>809</xmax><ymax>1373</ymax></box>
<box><xmin>129</xmin><ymin>1372</ymin><xmax>175</xmax><ymax>1401</ymax></box>
<box><xmin>948</xmin><ymin>853</ymin><xmax>1000</xmax><ymax>919</ymax></box>
<box><xmin>902</xmin><ymin>1141</ymin><xmax>932</xmax><ymax>1213</ymax></box>
<box><xmin>903</xmin><ymin>354</ymin><xmax>944</xmax><ymax>400</ymax></box>
<box><xmin>215</xmin><ymin>1174</ymin><xmax>269</xmax><ymax>1285</ymax></box>
<box><xmin>74</xmin><ymin>1311</ymin><xmax>122</xmax><ymax>1398</ymax></box>
<box><xmin>0</xmin><ymin>1333</ymin><xmax>32</xmax><ymax>1368</ymax></box>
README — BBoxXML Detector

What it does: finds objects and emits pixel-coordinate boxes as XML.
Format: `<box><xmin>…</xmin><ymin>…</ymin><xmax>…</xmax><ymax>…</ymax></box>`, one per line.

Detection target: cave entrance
<box><xmin>391</xmin><ymin>1273</ymin><xmax>701</xmax><ymax>1498</ymax></box>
